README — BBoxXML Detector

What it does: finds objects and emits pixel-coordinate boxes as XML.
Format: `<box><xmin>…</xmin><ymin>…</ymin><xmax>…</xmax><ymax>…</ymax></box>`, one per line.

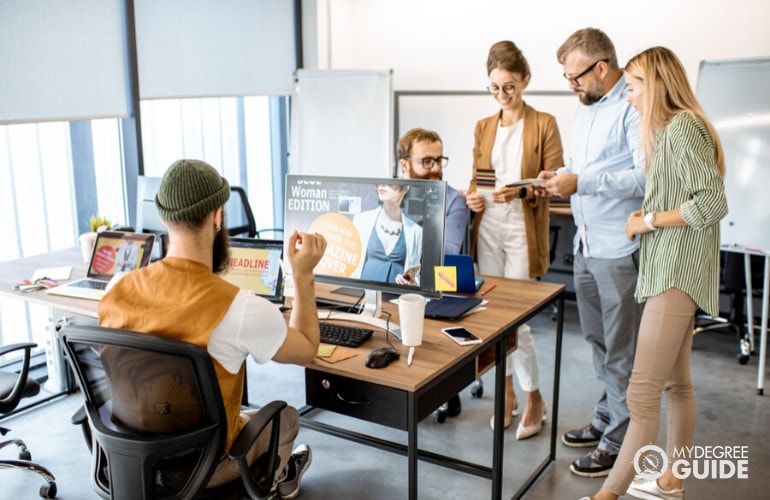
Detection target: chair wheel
<box><xmin>737</xmin><ymin>353</ymin><xmax>750</xmax><ymax>365</ymax></box>
<box><xmin>40</xmin><ymin>482</ymin><xmax>57</xmax><ymax>498</ymax></box>
<box><xmin>433</xmin><ymin>410</ymin><xmax>447</xmax><ymax>423</ymax></box>
<box><xmin>20</xmin><ymin>450</ymin><xmax>32</xmax><ymax>461</ymax></box>
<box><xmin>470</xmin><ymin>381</ymin><xmax>483</xmax><ymax>398</ymax></box>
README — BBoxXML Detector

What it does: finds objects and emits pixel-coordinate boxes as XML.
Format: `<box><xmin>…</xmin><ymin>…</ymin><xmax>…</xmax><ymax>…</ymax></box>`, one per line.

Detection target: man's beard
<box><xmin>407</xmin><ymin>165</ymin><xmax>442</xmax><ymax>181</ymax></box>
<box><xmin>212</xmin><ymin>228</ymin><xmax>231</xmax><ymax>274</ymax></box>
<box><xmin>578</xmin><ymin>82</ymin><xmax>605</xmax><ymax>105</ymax></box>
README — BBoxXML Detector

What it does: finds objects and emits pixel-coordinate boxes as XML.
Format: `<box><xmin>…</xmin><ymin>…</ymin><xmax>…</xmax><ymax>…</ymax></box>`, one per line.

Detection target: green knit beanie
<box><xmin>155</xmin><ymin>159</ymin><xmax>230</xmax><ymax>222</ymax></box>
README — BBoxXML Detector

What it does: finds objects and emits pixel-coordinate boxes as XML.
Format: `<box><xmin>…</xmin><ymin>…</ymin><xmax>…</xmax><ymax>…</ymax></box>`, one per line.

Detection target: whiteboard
<box><xmin>290</xmin><ymin>69</ymin><xmax>393</xmax><ymax>178</ymax></box>
<box><xmin>395</xmin><ymin>91</ymin><xmax>576</xmax><ymax>192</ymax></box>
<box><xmin>697</xmin><ymin>57</ymin><xmax>770</xmax><ymax>252</ymax></box>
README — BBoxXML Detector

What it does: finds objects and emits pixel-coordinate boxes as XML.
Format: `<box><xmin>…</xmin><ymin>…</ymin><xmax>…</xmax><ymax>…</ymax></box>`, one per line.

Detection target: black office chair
<box><xmin>58</xmin><ymin>325</ymin><xmax>287</xmax><ymax>500</ymax></box>
<box><xmin>0</xmin><ymin>343</ymin><xmax>57</xmax><ymax>498</ymax></box>
<box><xmin>694</xmin><ymin>251</ymin><xmax>764</xmax><ymax>364</ymax></box>
<box><xmin>227</xmin><ymin>186</ymin><xmax>284</xmax><ymax>239</ymax></box>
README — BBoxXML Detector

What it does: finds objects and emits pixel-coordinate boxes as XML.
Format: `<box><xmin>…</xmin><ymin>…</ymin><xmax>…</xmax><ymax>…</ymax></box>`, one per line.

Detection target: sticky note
<box><xmin>434</xmin><ymin>266</ymin><xmax>457</xmax><ymax>291</ymax></box>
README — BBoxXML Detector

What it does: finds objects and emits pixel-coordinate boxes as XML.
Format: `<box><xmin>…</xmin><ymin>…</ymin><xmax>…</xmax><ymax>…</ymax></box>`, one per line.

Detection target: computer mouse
<box><xmin>365</xmin><ymin>347</ymin><xmax>400</xmax><ymax>369</ymax></box>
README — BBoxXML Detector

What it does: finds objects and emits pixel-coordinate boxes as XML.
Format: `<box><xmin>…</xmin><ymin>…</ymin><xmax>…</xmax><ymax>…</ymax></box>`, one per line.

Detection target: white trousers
<box><xmin>477</xmin><ymin>204</ymin><xmax>540</xmax><ymax>392</ymax></box>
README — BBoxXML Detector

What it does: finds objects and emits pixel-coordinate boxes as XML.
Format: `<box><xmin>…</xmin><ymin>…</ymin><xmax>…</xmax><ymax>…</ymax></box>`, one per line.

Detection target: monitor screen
<box><xmin>284</xmin><ymin>174</ymin><xmax>447</xmax><ymax>304</ymax></box>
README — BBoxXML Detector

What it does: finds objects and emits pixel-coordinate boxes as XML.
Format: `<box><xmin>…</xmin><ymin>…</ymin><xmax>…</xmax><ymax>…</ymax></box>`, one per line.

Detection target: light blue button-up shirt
<box><xmin>558</xmin><ymin>76</ymin><xmax>645</xmax><ymax>259</ymax></box>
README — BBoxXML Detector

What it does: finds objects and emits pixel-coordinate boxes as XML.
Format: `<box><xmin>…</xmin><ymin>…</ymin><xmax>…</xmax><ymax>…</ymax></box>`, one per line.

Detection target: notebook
<box><xmin>424</xmin><ymin>295</ymin><xmax>483</xmax><ymax>320</ymax></box>
<box><xmin>219</xmin><ymin>238</ymin><xmax>285</xmax><ymax>304</ymax></box>
<box><xmin>444</xmin><ymin>254</ymin><xmax>484</xmax><ymax>293</ymax></box>
<box><xmin>47</xmin><ymin>231</ymin><xmax>155</xmax><ymax>300</ymax></box>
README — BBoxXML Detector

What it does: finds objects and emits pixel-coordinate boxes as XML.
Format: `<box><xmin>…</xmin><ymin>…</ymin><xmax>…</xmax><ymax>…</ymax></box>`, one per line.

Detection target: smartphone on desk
<box><xmin>442</xmin><ymin>326</ymin><xmax>483</xmax><ymax>346</ymax></box>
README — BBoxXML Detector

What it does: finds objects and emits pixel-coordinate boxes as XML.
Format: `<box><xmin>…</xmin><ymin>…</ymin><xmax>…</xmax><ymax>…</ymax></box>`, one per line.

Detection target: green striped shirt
<box><xmin>636</xmin><ymin>112</ymin><xmax>728</xmax><ymax>316</ymax></box>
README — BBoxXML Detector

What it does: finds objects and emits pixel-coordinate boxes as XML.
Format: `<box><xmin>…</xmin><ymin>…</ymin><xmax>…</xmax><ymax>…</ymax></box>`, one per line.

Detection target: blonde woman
<box><xmin>580</xmin><ymin>46</ymin><xmax>728</xmax><ymax>500</ymax></box>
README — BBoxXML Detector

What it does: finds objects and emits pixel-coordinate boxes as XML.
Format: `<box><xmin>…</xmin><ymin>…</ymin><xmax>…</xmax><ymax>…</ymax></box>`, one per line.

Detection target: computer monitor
<box><xmin>284</xmin><ymin>174</ymin><xmax>447</xmax><ymax>333</ymax></box>
<box><xmin>136</xmin><ymin>175</ymin><xmax>167</xmax><ymax>260</ymax></box>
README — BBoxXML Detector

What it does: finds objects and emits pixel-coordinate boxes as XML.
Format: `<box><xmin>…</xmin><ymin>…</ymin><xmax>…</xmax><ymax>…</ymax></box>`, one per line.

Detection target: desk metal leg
<box><xmin>491</xmin><ymin>332</ymin><xmax>507</xmax><ymax>499</ymax></box>
<box><xmin>550</xmin><ymin>294</ymin><xmax>565</xmax><ymax>458</ymax></box>
<box><xmin>408</xmin><ymin>393</ymin><xmax>417</xmax><ymax>499</ymax></box>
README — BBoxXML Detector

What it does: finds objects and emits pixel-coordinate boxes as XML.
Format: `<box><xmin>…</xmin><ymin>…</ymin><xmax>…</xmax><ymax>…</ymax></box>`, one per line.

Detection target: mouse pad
<box><xmin>316</xmin><ymin>345</ymin><xmax>358</xmax><ymax>364</ymax></box>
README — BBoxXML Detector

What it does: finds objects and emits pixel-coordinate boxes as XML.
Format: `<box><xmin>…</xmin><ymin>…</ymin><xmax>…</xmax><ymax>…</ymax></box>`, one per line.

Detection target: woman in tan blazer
<box><xmin>466</xmin><ymin>41</ymin><xmax>564</xmax><ymax>439</ymax></box>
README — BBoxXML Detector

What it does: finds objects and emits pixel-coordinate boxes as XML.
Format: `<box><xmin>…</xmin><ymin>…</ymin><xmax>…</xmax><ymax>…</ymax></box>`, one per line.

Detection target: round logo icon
<box><xmin>634</xmin><ymin>444</ymin><xmax>668</xmax><ymax>480</ymax></box>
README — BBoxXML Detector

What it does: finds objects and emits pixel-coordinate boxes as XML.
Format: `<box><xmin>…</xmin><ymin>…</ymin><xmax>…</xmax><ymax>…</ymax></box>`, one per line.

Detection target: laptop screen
<box><xmin>220</xmin><ymin>238</ymin><xmax>285</xmax><ymax>303</ymax></box>
<box><xmin>87</xmin><ymin>231</ymin><xmax>156</xmax><ymax>280</ymax></box>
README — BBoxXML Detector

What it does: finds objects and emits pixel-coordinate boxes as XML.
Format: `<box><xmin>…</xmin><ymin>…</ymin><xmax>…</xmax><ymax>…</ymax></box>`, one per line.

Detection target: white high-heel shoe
<box><xmin>489</xmin><ymin>400</ymin><xmax>519</xmax><ymax>430</ymax></box>
<box><xmin>515</xmin><ymin>403</ymin><xmax>548</xmax><ymax>440</ymax></box>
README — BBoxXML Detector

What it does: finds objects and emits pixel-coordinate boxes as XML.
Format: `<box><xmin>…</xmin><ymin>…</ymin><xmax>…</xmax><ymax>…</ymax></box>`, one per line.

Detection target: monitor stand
<box><xmin>318</xmin><ymin>289</ymin><xmax>401</xmax><ymax>338</ymax></box>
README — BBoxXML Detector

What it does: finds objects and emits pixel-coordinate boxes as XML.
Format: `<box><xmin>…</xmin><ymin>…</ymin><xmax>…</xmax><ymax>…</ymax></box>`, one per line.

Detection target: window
<box><xmin>140</xmin><ymin>95</ymin><xmax>283</xmax><ymax>234</ymax></box>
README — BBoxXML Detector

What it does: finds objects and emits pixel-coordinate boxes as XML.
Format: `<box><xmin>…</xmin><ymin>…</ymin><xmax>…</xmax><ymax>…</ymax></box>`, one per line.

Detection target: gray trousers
<box><xmin>573</xmin><ymin>251</ymin><xmax>642</xmax><ymax>454</ymax></box>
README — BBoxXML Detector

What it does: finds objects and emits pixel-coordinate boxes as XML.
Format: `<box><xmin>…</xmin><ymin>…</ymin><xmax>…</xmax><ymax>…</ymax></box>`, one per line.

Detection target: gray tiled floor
<box><xmin>2</xmin><ymin>301</ymin><xmax>768</xmax><ymax>499</ymax></box>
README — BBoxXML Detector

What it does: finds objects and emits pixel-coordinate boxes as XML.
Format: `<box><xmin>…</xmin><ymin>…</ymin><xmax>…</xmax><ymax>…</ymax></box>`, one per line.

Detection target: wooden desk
<box><xmin>0</xmin><ymin>248</ymin><xmax>99</xmax><ymax>395</ymax></box>
<box><xmin>0</xmin><ymin>247</ymin><xmax>98</xmax><ymax>319</ymax></box>
<box><xmin>300</xmin><ymin>278</ymin><xmax>565</xmax><ymax>499</ymax></box>
<box><xmin>1</xmin><ymin>250</ymin><xmax>565</xmax><ymax>499</ymax></box>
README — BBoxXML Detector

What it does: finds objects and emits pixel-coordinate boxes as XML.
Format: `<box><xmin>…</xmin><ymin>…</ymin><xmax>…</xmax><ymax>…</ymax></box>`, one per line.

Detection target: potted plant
<box><xmin>79</xmin><ymin>215</ymin><xmax>113</xmax><ymax>262</ymax></box>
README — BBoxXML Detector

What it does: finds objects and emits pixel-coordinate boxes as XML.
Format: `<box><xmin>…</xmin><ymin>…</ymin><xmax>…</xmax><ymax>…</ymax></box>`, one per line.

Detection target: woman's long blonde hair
<box><xmin>625</xmin><ymin>46</ymin><xmax>725</xmax><ymax>176</ymax></box>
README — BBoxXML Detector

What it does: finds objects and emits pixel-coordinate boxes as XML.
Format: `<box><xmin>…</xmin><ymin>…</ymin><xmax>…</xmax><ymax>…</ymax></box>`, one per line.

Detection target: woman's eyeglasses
<box><xmin>486</xmin><ymin>84</ymin><xmax>516</xmax><ymax>96</ymax></box>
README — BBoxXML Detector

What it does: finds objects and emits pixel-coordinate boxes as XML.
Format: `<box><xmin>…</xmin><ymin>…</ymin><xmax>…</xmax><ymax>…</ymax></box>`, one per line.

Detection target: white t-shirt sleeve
<box><xmin>208</xmin><ymin>289</ymin><xmax>287</xmax><ymax>374</ymax></box>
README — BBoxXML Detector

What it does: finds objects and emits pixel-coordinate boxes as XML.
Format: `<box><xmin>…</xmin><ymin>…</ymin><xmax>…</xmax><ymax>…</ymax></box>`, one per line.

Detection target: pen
<box><xmin>407</xmin><ymin>346</ymin><xmax>414</xmax><ymax>366</ymax></box>
<box><xmin>480</xmin><ymin>284</ymin><xmax>497</xmax><ymax>296</ymax></box>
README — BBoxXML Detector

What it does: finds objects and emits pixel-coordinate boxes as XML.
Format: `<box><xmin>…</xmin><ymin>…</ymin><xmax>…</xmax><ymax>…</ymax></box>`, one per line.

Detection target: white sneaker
<box><xmin>627</xmin><ymin>476</ymin><xmax>684</xmax><ymax>499</ymax></box>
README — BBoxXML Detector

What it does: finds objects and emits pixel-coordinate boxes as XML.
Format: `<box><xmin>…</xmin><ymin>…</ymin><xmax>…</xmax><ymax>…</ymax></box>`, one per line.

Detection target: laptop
<box><xmin>47</xmin><ymin>231</ymin><xmax>155</xmax><ymax>300</ymax></box>
<box><xmin>444</xmin><ymin>254</ymin><xmax>484</xmax><ymax>293</ymax></box>
<box><xmin>219</xmin><ymin>238</ymin><xmax>285</xmax><ymax>305</ymax></box>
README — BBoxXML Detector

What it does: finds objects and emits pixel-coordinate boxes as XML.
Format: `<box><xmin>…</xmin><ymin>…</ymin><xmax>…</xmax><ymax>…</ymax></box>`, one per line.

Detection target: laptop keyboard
<box><xmin>72</xmin><ymin>279</ymin><xmax>107</xmax><ymax>290</ymax></box>
<box><xmin>319</xmin><ymin>322</ymin><xmax>373</xmax><ymax>348</ymax></box>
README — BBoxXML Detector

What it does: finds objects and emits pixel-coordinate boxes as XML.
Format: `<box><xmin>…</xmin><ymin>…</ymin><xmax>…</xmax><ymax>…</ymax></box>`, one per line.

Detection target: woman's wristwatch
<box><xmin>519</xmin><ymin>186</ymin><xmax>527</xmax><ymax>199</ymax></box>
<box><xmin>644</xmin><ymin>212</ymin><xmax>658</xmax><ymax>231</ymax></box>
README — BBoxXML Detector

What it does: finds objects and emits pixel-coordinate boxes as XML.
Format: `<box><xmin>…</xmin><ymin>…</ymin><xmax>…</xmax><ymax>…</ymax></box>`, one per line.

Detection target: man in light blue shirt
<box><xmin>539</xmin><ymin>28</ymin><xmax>645</xmax><ymax>479</ymax></box>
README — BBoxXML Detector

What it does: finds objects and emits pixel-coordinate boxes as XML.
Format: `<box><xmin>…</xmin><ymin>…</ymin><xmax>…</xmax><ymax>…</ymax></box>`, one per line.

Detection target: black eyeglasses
<box><xmin>563</xmin><ymin>59</ymin><xmax>609</xmax><ymax>86</ymax></box>
<box><xmin>405</xmin><ymin>156</ymin><xmax>449</xmax><ymax>169</ymax></box>
<box><xmin>486</xmin><ymin>84</ymin><xmax>516</xmax><ymax>96</ymax></box>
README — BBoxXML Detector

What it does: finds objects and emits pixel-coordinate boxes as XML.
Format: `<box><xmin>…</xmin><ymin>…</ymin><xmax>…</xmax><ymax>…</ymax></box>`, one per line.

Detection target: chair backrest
<box><xmin>58</xmin><ymin>325</ymin><xmax>228</xmax><ymax>500</ymax></box>
<box><xmin>227</xmin><ymin>186</ymin><xmax>284</xmax><ymax>239</ymax></box>
<box><xmin>227</xmin><ymin>186</ymin><xmax>258</xmax><ymax>238</ymax></box>
<box><xmin>0</xmin><ymin>343</ymin><xmax>41</xmax><ymax>415</ymax></box>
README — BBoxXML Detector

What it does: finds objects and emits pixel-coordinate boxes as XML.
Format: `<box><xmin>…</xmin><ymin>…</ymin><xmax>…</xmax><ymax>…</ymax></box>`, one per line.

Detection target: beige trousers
<box><xmin>603</xmin><ymin>288</ymin><xmax>697</xmax><ymax>495</ymax></box>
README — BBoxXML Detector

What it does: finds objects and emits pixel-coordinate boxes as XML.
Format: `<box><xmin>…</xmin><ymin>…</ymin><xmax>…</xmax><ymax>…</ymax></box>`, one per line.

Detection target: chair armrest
<box><xmin>228</xmin><ymin>400</ymin><xmax>287</xmax><ymax>460</ymax></box>
<box><xmin>0</xmin><ymin>342</ymin><xmax>37</xmax><ymax>413</ymax></box>
<box><xmin>70</xmin><ymin>404</ymin><xmax>93</xmax><ymax>453</ymax></box>
<box><xmin>228</xmin><ymin>400</ymin><xmax>287</xmax><ymax>498</ymax></box>
<box><xmin>0</xmin><ymin>342</ymin><xmax>37</xmax><ymax>357</ymax></box>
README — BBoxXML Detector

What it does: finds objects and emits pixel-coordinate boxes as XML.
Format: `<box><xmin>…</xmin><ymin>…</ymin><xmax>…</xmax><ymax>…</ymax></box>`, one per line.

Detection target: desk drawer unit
<box><xmin>305</xmin><ymin>362</ymin><xmax>476</xmax><ymax>431</ymax></box>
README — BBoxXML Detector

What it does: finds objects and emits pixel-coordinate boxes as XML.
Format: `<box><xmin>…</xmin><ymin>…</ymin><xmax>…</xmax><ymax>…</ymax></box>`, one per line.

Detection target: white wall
<box><xmin>303</xmin><ymin>0</ymin><xmax>770</xmax><ymax>188</ymax></box>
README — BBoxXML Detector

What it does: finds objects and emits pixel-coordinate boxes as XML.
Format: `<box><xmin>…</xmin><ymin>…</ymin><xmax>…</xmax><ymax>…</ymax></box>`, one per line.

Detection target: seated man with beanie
<box><xmin>99</xmin><ymin>159</ymin><xmax>327</xmax><ymax>499</ymax></box>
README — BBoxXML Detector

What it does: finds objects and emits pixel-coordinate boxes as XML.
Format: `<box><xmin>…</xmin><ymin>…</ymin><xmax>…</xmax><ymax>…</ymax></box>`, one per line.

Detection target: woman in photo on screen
<box><xmin>466</xmin><ymin>41</ymin><xmax>564</xmax><ymax>439</ymax></box>
<box><xmin>580</xmin><ymin>46</ymin><xmax>728</xmax><ymax>500</ymax></box>
<box><xmin>352</xmin><ymin>184</ymin><xmax>423</xmax><ymax>286</ymax></box>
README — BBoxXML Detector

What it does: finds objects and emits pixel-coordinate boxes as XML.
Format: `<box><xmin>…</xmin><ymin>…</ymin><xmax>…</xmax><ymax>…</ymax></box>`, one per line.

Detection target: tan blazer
<box><xmin>468</xmin><ymin>104</ymin><xmax>564</xmax><ymax>278</ymax></box>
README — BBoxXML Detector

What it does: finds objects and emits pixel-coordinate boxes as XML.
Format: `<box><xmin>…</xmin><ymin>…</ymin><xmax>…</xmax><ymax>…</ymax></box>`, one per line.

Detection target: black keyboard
<box><xmin>319</xmin><ymin>322</ymin><xmax>374</xmax><ymax>348</ymax></box>
<box><xmin>72</xmin><ymin>279</ymin><xmax>107</xmax><ymax>290</ymax></box>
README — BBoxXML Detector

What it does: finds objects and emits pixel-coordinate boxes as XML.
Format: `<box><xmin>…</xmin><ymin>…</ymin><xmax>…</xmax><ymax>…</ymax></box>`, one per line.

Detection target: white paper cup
<box><xmin>398</xmin><ymin>293</ymin><xmax>426</xmax><ymax>347</ymax></box>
